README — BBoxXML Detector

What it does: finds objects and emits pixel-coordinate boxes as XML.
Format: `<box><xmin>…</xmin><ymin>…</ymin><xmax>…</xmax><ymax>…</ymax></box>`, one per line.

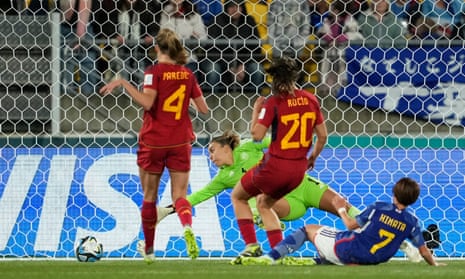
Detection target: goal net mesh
<box><xmin>0</xmin><ymin>1</ymin><xmax>464</xmax><ymax>259</ymax></box>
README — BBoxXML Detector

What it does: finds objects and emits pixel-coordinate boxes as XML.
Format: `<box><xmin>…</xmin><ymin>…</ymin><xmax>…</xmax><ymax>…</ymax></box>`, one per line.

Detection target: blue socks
<box><xmin>269</xmin><ymin>227</ymin><xmax>308</xmax><ymax>260</ymax></box>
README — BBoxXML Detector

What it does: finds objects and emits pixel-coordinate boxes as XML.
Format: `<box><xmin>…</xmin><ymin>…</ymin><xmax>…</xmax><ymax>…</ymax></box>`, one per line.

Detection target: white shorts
<box><xmin>313</xmin><ymin>226</ymin><xmax>344</xmax><ymax>265</ymax></box>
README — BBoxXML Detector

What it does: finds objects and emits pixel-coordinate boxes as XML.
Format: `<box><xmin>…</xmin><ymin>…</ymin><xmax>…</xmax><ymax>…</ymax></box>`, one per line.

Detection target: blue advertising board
<box><xmin>0</xmin><ymin>145</ymin><xmax>464</xmax><ymax>258</ymax></box>
<box><xmin>338</xmin><ymin>45</ymin><xmax>465</xmax><ymax>126</ymax></box>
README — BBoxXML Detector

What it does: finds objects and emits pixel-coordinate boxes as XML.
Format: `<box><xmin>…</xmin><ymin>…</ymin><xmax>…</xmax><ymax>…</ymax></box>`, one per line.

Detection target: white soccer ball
<box><xmin>75</xmin><ymin>236</ymin><xmax>103</xmax><ymax>262</ymax></box>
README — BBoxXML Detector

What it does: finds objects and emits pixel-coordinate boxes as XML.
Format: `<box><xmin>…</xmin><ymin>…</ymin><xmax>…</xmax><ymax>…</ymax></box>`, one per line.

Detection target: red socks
<box><xmin>266</xmin><ymin>229</ymin><xmax>283</xmax><ymax>248</ymax></box>
<box><xmin>175</xmin><ymin>198</ymin><xmax>193</xmax><ymax>227</ymax></box>
<box><xmin>141</xmin><ymin>200</ymin><xmax>157</xmax><ymax>253</ymax></box>
<box><xmin>237</xmin><ymin>219</ymin><xmax>257</xmax><ymax>245</ymax></box>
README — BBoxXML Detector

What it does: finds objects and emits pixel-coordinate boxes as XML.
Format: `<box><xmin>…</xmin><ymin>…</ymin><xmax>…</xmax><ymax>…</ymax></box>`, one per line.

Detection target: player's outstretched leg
<box><xmin>137</xmin><ymin>240</ymin><xmax>155</xmax><ymax>264</ymax></box>
<box><xmin>400</xmin><ymin>240</ymin><xmax>422</xmax><ymax>263</ymax></box>
<box><xmin>156</xmin><ymin>206</ymin><xmax>175</xmax><ymax>224</ymax></box>
<box><xmin>183</xmin><ymin>226</ymin><xmax>200</xmax><ymax>259</ymax></box>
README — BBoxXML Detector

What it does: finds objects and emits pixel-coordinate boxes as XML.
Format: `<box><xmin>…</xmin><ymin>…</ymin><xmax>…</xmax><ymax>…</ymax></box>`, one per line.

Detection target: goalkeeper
<box><xmin>156</xmin><ymin>130</ymin><xmax>421</xmax><ymax>263</ymax></box>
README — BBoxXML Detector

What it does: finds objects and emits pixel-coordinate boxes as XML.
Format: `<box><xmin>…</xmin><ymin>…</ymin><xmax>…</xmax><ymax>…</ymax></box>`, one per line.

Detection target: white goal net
<box><xmin>0</xmin><ymin>0</ymin><xmax>464</xmax><ymax>259</ymax></box>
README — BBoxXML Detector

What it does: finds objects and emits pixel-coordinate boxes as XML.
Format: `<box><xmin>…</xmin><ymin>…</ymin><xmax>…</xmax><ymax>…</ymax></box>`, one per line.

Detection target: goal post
<box><xmin>0</xmin><ymin>3</ymin><xmax>464</xmax><ymax>259</ymax></box>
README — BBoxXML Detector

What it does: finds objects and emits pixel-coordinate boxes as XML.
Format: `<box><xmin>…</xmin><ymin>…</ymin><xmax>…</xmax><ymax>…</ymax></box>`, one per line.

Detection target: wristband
<box><xmin>337</xmin><ymin>207</ymin><xmax>346</xmax><ymax>215</ymax></box>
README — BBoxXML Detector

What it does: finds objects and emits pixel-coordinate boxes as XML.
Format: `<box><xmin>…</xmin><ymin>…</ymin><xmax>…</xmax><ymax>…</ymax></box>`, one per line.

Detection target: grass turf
<box><xmin>0</xmin><ymin>259</ymin><xmax>463</xmax><ymax>279</ymax></box>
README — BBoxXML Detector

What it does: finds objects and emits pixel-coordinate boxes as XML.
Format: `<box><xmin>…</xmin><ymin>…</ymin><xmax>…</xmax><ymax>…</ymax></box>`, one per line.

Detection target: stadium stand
<box><xmin>0</xmin><ymin>14</ymin><xmax>52</xmax><ymax>133</ymax></box>
<box><xmin>1</xmin><ymin>2</ymin><xmax>465</xmax><ymax>260</ymax></box>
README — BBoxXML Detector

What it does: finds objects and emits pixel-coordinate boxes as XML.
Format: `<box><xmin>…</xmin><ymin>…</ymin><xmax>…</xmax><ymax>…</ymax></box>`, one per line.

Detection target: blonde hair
<box><xmin>211</xmin><ymin>130</ymin><xmax>241</xmax><ymax>150</ymax></box>
<box><xmin>155</xmin><ymin>28</ymin><xmax>188</xmax><ymax>65</ymax></box>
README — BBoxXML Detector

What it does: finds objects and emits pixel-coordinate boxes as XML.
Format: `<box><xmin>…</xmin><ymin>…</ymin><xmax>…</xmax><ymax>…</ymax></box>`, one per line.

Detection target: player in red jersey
<box><xmin>231</xmin><ymin>56</ymin><xmax>328</xmax><ymax>264</ymax></box>
<box><xmin>100</xmin><ymin>28</ymin><xmax>209</xmax><ymax>263</ymax></box>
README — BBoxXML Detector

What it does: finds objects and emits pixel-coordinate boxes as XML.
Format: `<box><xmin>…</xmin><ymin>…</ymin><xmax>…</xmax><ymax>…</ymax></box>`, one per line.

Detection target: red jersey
<box><xmin>258</xmin><ymin>89</ymin><xmax>324</xmax><ymax>160</ymax></box>
<box><xmin>139</xmin><ymin>63</ymin><xmax>203</xmax><ymax>147</ymax></box>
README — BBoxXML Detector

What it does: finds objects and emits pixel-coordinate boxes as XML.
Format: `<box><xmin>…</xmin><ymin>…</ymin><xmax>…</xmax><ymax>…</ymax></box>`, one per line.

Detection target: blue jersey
<box><xmin>335</xmin><ymin>202</ymin><xmax>425</xmax><ymax>265</ymax></box>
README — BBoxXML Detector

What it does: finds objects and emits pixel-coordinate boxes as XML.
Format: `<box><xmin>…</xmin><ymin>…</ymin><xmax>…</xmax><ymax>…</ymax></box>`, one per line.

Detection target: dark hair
<box><xmin>155</xmin><ymin>28</ymin><xmax>188</xmax><ymax>65</ymax></box>
<box><xmin>210</xmin><ymin>130</ymin><xmax>240</xmax><ymax>150</ymax></box>
<box><xmin>163</xmin><ymin>0</ymin><xmax>197</xmax><ymax>18</ymax></box>
<box><xmin>266</xmin><ymin>56</ymin><xmax>299</xmax><ymax>96</ymax></box>
<box><xmin>392</xmin><ymin>177</ymin><xmax>420</xmax><ymax>206</ymax></box>
<box><xmin>224</xmin><ymin>0</ymin><xmax>244</xmax><ymax>9</ymax></box>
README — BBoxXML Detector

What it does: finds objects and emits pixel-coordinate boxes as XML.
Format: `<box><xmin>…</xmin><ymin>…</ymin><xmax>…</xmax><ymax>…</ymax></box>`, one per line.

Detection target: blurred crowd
<box><xmin>2</xmin><ymin>0</ymin><xmax>465</xmax><ymax>95</ymax></box>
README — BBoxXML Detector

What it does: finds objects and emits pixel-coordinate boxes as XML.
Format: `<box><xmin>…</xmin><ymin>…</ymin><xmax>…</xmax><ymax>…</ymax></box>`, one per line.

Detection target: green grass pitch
<box><xmin>0</xmin><ymin>259</ymin><xmax>463</xmax><ymax>279</ymax></box>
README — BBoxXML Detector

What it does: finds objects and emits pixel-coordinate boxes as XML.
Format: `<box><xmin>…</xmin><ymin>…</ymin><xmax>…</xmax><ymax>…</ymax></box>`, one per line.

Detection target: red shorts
<box><xmin>137</xmin><ymin>142</ymin><xmax>192</xmax><ymax>174</ymax></box>
<box><xmin>240</xmin><ymin>153</ymin><xmax>308</xmax><ymax>200</ymax></box>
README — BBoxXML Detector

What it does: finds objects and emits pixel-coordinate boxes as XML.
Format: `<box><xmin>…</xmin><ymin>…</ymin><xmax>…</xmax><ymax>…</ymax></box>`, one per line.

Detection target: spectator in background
<box><xmin>24</xmin><ymin>0</ymin><xmax>51</xmax><ymax>14</ymax></box>
<box><xmin>420</xmin><ymin>0</ymin><xmax>465</xmax><ymax>40</ymax></box>
<box><xmin>202</xmin><ymin>0</ymin><xmax>265</xmax><ymax>93</ymax></box>
<box><xmin>411</xmin><ymin>16</ymin><xmax>446</xmax><ymax>40</ymax></box>
<box><xmin>59</xmin><ymin>0</ymin><xmax>100</xmax><ymax>95</ymax></box>
<box><xmin>93</xmin><ymin>0</ymin><xmax>118</xmax><ymax>84</ymax></box>
<box><xmin>350</xmin><ymin>0</ymin><xmax>370</xmax><ymax>20</ymax></box>
<box><xmin>308</xmin><ymin>0</ymin><xmax>330</xmax><ymax>35</ymax></box>
<box><xmin>390</xmin><ymin>0</ymin><xmax>421</xmax><ymax>38</ymax></box>
<box><xmin>94</xmin><ymin>0</ymin><xmax>162</xmax><ymax>86</ymax></box>
<box><xmin>317</xmin><ymin>0</ymin><xmax>363</xmax><ymax>95</ymax></box>
<box><xmin>267</xmin><ymin>0</ymin><xmax>312</xmax><ymax>88</ymax></box>
<box><xmin>0</xmin><ymin>1</ymin><xmax>17</xmax><ymax>14</ymax></box>
<box><xmin>357</xmin><ymin>0</ymin><xmax>407</xmax><ymax>47</ymax></box>
<box><xmin>160</xmin><ymin>0</ymin><xmax>207</xmax><ymax>78</ymax></box>
<box><xmin>191</xmin><ymin>0</ymin><xmax>223</xmax><ymax>26</ymax></box>
<box><xmin>267</xmin><ymin>0</ymin><xmax>310</xmax><ymax>59</ymax></box>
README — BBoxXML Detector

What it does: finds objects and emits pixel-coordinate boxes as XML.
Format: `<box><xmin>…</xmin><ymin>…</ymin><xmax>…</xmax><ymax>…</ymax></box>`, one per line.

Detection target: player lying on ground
<box><xmin>156</xmin><ymin>131</ymin><xmax>422</xmax><ymax>263</ymax></box>
<box><xmin>240</xmin><ymin>177</ymin><xmax>445</xmax><ymax>266</ymax></box>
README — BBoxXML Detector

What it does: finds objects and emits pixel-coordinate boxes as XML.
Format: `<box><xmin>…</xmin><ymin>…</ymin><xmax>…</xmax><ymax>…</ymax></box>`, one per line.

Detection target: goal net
<box><xmin>0</xmin><ymin>1</ymin><xmax>464</xmax><ymax>259</ymax></box>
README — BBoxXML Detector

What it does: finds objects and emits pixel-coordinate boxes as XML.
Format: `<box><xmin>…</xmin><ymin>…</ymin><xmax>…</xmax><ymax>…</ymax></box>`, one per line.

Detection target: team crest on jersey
<box><xmin>144</xmin><ymin>74</ymin><xmax>153</xmax><ymax>85</ymax></box>
<box><xmin>258</xmin><ymin>108</ymin><xmax>266</xmax><ymax>119</ymax></box>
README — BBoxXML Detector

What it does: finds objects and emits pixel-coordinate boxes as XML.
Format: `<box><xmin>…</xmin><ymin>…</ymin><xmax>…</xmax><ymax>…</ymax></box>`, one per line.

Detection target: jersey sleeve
<box><xmin>257</xmin><ymin>97</ymin><xmax>277</xmax><ymax>128</ymax></box>
<box><xmin>408</xmin><ymin>218</ymin><xmax>426</xmax><ymax>248</ymax></box>
<box><xmin>241</xmin><ymin>137</ymin><xmax>270</xmax><ymax>152</ymax></box>
<box><xmin>143</xmin><ymin>65</ymin><xmax>157</xmax><ymax>91</ymax></box>
<box><xmin>258</xmin><ymin>136</ymin><xmax>271</xmax><ymax>149</ymax></box>
<box><xmin>355</xmin><ymin>204</ymin><xmax>376</xmax><ymax>227</ymax></box>
<box><xmin>186</xmin><ymin>168</ymin><xmax>234</xmax><ymax>206</ymax></box>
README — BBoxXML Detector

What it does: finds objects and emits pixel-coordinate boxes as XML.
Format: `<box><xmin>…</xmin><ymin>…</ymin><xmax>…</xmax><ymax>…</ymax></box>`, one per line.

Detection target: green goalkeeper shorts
<box><xmin>281</xmin><ymin>175</ymin><xmax>329</xmax><ymax>221</ymax></box>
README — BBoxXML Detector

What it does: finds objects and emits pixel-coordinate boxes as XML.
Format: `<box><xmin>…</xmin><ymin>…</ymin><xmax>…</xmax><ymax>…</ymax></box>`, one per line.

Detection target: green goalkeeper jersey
<box><xmin>187</xmin><ymin>137</ymin><xmax>360</xmax><ymax>221</ymax></box>
<box><xmin>187</xmin><ymin>137</ymin><xmax>271</xmax><ymax>206</ymax></box>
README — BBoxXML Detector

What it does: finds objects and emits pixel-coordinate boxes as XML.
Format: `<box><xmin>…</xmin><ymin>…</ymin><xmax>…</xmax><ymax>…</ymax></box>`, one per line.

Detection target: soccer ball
<box><xmin>75</xmin><ymin>236</ymin><xmax>103</xmax><ymax>262</ymax></box>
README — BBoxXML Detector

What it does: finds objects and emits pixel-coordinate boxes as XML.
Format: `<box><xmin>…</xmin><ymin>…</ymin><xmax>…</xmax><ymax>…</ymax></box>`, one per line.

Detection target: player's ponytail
<box><xmin>155</xmin><ymin>28</ymin><xmax>188</xmax><ymax>65</ymax></box>
<box><xmin>267</xmin><ymin>56</ymin><xmax>299</xmax><ymax>96</ymax></box>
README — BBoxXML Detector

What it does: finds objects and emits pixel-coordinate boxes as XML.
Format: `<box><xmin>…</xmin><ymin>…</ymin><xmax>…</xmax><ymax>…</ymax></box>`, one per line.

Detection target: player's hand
<box><xmin>99</xmin><ymin>80</ymin><xmax>122</xmax><ymax>96</ymax></box>
<box><xmin>307</xmin><ymin>154</ymin><xmax>316</xmax><ymax>170</ymax></box>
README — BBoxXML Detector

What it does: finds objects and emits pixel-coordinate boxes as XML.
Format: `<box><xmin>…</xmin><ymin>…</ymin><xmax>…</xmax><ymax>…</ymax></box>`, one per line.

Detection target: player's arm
<box><xmin>337</xmin><ymin>207</ymin><xmax>360</xmax><ymax>230</ymax></box>
<box><xmin>157</xmin><ymin>171</ymin><xmax>235</xmax><ymax>224</ymax></box>
<box><xmin>192</xmin><ymin>95</ymin><xmax>209</xmax><ymax>114</ymax></box>
<box><xmin>250</xmin><ymin>96</ymin><xmax>267</xmax><ymax>141</ymax></box>
<box><xmin>418</xmin><ymin>245</ymin><xmax>444</xmax><ymax>266</ymax></box>
<box><xmin>187</xmin><ymin>179</ymin><xmax>230</xmax><ymax>206</ymax></box>
<box><xmin>307</xmin><ymin>122</ymin><xmax>328</xmax><ymax>170</ymax></box>
<box><xmin>190</xmin><ymin>77</ymin><xmax>209</xmax><ymax>114</ymax></box>
<box><xmin>100</xmin><ymin>79</ymin><xmax>157</xmax><ymax>111</ymax></box>
<box><xmin>333</xmin><ymin>197</ymin><xmax>360</xmax><ymax>230</ymax></box>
